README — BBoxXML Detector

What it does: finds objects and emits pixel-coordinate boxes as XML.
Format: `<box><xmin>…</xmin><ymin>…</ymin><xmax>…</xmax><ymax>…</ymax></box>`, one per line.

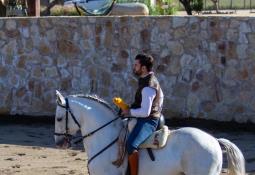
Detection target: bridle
<box><xmin>54</xmin><ymin>97</ymin><xmax>120</xmax><ymax>166</ymax></box>
<box><xmin>54</xmin><ymin>97</ymin><xmax>81</xmax><ymax>144</ymax></box>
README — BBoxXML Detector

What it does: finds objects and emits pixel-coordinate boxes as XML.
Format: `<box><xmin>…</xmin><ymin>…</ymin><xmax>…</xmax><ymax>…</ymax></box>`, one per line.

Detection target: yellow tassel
<box><xmin>113</xmin><ymin>97</ymin><xmax>129</xmax><ymax>110</ymax></box>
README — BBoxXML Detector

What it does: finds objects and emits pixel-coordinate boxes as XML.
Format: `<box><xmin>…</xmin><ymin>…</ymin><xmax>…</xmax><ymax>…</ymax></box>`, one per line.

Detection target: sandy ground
<box><xmin>0</xmin><ymin>118</ymin><xmax>254</xmax><ymax>175</ymax></box>
<box><xmin>0</xmin><ymin>122</ymin><xmax>87</xmax><ymax>175</ymax></box>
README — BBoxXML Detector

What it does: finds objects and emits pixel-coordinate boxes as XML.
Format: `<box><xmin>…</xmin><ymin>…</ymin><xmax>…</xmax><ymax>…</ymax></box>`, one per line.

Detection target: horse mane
<box><xmin>70</xmin><ymin>94</ymin><xmax>117</xmax><ymax>114</ymax></box>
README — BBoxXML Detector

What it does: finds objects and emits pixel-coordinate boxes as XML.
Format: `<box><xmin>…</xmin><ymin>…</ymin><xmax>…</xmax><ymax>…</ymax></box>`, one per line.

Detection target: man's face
<box><xmin>133</xmin><ymin>60</ymin><xmax>143</xmax><ymax>77</ymax></box>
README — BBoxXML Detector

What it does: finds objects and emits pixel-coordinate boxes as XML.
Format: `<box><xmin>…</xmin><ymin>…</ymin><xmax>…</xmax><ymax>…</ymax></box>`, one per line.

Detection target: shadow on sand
<box><xmin>0</xmin><ymin>115</ymin><xmax>85</xmax><ymax>150</ymax></box>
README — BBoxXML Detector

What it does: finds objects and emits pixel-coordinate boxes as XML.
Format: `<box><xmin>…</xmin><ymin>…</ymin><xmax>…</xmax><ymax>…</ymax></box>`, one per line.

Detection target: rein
<box><xmin>54</xmin><ymin>97</ymin><xmax>120</xmax><ymax>166</ymax></box>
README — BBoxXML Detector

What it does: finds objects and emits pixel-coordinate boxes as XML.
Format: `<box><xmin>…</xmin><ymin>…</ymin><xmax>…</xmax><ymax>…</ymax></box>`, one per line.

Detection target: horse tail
<box><xmin>218</xmin><ymin>138</ymin><xmax>245</xmax><ymax>175</ymax></box>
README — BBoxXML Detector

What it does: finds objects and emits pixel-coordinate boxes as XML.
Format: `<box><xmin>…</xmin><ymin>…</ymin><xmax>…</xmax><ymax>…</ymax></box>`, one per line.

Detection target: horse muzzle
<box><xmin>55</xmin><ymin>136</ymin><xmax>71</xmax><ymax>149</ymax></box>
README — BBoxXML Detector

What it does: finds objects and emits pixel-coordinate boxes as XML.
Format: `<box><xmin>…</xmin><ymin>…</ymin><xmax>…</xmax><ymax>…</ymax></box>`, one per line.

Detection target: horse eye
<box><xmin>57</xmin><ymin>118</ymin><xmax>63</xmax><ymax>122</ymax></box>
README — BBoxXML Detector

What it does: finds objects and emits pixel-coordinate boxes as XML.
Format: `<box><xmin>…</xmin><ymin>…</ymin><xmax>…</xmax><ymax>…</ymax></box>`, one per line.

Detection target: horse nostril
<box><xmin>55</xmin><ymin>137</ymin><xmax>71</xmax><ymax>149</ymax></box>
<box><xmin>55</xmin><ymin>138</ymin><xmax>65</xmax><ymax>146</ymax></box>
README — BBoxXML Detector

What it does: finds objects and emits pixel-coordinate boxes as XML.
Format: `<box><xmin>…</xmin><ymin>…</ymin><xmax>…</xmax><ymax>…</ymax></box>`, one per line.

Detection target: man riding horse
<box><xmin>122</xmin><ymin>53</ymin><xmax>164</xmax><ymax>175</ymax></box>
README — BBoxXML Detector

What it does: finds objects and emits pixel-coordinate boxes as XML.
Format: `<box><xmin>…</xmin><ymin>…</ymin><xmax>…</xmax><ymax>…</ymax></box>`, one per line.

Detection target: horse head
<box><xmin>55</xmin><ymin>90</ymin><xmax>80</xmax><ymax>149</ymax></box>
<box><xmin>55</xmin><ymin>90</ymin><xmax>121</xmax><ymax>150</ymax></box>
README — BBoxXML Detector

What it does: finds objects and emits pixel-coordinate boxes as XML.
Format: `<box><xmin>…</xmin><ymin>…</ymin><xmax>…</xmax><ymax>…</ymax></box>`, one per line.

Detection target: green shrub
<box><xmin>192</xmin><ymin>0</ymin><xmax>203</xmax><ymax>14</ymax></box>
<box><xmin>144</xmin><ymin>0</ymin><xmax>177</xmax><ymax>15</ymax></box>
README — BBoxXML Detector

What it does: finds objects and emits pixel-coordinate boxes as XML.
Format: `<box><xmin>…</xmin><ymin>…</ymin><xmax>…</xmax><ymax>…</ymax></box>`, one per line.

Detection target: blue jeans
<box><xmin>127</xmin><ymin>117</ymin><xmax>159</xmax><ymax>155</ymax></box>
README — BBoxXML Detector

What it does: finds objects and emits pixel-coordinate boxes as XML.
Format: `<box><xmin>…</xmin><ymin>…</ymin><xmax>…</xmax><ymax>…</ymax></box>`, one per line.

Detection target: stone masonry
<box><xmin>0</xmin><ymin>16</ymin><xmax>255</xmax><ymax>123</ymax></box>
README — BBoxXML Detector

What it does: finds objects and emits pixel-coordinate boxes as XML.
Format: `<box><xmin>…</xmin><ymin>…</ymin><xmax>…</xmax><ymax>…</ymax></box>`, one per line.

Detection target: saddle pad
<box><xmin>139</xmin><ymin>125</ymin><xmax>170</xmax><ymax>149</ymax></box>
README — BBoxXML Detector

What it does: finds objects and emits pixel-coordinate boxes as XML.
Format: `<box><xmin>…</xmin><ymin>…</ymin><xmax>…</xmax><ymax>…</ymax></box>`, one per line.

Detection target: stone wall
<box><xmin>0</xmin><ymin>16</ymin><xmax>255</xmax><ymax>123</ymax></box>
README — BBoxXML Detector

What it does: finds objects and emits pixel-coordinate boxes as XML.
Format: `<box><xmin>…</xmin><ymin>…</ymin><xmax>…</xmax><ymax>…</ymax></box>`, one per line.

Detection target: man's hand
<box><xmin>121</xmin><ymin>109</ymin><xmax>130</xmax><ymax>117</ymax></box>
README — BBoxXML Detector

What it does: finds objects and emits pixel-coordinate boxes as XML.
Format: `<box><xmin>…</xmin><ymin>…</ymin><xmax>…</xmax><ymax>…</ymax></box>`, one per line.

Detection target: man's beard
<box><xmin>133</xmin><ymin>69</ymin><xmax>142</xmax><ymax>77</ymax></box>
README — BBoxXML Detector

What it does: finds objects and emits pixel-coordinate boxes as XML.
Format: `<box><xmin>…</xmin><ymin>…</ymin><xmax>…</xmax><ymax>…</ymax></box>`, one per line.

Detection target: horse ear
<box><xmin>56</xmin><ymin>90</ymin><xmax>66</xmax><ymax>106</ymax></box>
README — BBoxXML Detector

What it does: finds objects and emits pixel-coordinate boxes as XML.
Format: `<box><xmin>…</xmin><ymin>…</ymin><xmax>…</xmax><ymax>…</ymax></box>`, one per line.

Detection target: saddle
<box><xmin>112</xmin><ymin>115</ymin><xmax>170</xmax><ymax>167</ymax></box>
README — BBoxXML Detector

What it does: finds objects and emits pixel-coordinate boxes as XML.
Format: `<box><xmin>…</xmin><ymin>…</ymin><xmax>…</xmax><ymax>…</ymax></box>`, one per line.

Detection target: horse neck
<box><xmin>70</xmin><ymin>97</ymin><xmax>123</xmax><ymax>173</ymax></box>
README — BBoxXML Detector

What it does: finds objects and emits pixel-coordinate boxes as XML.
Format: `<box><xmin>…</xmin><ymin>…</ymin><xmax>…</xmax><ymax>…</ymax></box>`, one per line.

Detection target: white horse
<box><xmin>54</xmin><ymin>91</ymin><xmax>245</xmax><ymax>175</ymax></box>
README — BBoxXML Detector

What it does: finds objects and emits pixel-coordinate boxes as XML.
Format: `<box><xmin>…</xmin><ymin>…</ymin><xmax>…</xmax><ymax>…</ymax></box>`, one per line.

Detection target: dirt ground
<box><xmin>0</xmin><ymin>121</ymin><xmax>87</xmax><ymax>175</ymax></box>
<box><xmin>0</xmin><ymin>117</ymin><xmax>254</xmax><ymax>175</ymax></box>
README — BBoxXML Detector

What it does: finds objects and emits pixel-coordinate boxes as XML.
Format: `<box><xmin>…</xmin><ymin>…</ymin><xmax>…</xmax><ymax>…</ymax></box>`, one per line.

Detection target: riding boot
<box><xmin>128</xmin><ymin>151</ymin><xmax>139</xmax><ymax>175</ymax></box>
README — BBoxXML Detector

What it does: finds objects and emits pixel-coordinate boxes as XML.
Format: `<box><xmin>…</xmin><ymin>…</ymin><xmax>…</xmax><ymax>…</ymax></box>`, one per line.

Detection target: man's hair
<box><xmin>135</xmin><ymin>53</ymin><xmax>154</xmax><ymax>72</ymax></box>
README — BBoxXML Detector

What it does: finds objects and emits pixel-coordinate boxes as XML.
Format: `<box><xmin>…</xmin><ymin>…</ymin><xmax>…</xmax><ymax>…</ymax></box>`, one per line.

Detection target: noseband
<box><xmin>54</xmin><ymin>97</ymin><xmax>120</xmax><ymax>166</ymax></box>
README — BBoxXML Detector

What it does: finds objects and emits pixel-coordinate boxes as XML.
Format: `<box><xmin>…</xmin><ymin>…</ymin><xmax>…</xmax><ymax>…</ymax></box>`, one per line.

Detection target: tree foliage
<box><xmin>192</xmin><ymin>0</ymin><xmax>203</xmax><ymax>14</ymax></box>
<box><xmin>179</xmin><ymin>0</ymin><xmax>203</xmax><ymax>15</ymax></box>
